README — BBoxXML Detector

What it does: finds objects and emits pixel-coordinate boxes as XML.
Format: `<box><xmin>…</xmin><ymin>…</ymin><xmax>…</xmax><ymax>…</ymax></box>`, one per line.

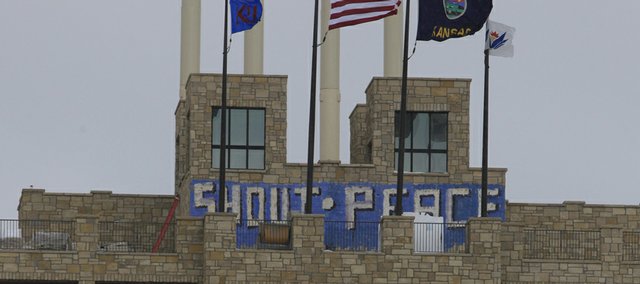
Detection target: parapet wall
<box><xmin>196</xmin><ymin>214</ymin><xmax>502</xmax><ymax>283</ymax></box>
<box><xmin>18</xmin><ymin>188</ymin><xmax>175</xmax><ymax>223</ymax></box>
<box><xmin>507</xmin><ymin>201</ymin><xmax>640</xmax><ymax>230</ymax></box>
<box><xmin>0</xmin><ymin>213</ymin><xmax>501</xmax><ymax>284</ymax></box>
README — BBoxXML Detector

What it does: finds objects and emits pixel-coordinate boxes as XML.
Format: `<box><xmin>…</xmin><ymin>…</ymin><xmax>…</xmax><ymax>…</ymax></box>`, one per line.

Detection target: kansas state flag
<box><xmin>417</xmin><ymin>0</ymin><xmax>492</xmax><ymax>42</ymax></box>
<box><xmin>230</xmin><ymin>0</ymin><xmax>263</xmax><ymax>34</ymax></box>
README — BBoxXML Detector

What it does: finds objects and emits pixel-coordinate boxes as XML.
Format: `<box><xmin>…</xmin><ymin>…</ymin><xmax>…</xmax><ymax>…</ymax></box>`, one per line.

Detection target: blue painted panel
<box><xmin>190</xmin><ymin>180</ymin><xmax>506</xmax><ymax>249</ymax></box>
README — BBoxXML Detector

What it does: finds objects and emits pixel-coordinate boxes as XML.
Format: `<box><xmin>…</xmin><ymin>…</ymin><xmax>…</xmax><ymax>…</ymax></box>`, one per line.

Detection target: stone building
<box><xmin>2</xmin><ymin>74</ymin><xmax>640</xmax><ymax>283</ymax></box>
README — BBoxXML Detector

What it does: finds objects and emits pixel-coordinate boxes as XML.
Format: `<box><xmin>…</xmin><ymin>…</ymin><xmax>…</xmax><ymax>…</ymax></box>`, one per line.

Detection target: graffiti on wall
<box><xmin>190</xmin><ymin>180</ymin><xmax>505</xmax><ymax>222</ymax></box>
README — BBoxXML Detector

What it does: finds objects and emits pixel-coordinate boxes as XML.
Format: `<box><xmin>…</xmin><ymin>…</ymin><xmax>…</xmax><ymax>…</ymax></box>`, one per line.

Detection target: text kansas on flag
<box><xmin>230</xmin><ymin>0</ymin><xmax>263</xmax><ymax>34</ymax></box>
<box><xmin>417</xmin><ymin>0</ymin><xmax>492</xmax><ymax>41</ymax></box>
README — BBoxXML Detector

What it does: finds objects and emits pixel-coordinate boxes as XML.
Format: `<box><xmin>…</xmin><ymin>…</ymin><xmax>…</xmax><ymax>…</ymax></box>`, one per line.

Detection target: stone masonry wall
<box><xmin>507</xmin><ymin>201</ymin><xmax>640</xmax><ymax>230</ymax></box>
<box><xmin>349</xmin><ymin>104</ymin><xmax>369</xmax><ymax>164</ymax></box>
<box><xmin>501</xmin><ymin>201</ymin><xmax>640</xmax><ymax>283</ymax></box>
<box><xmin>18</xmin><ymin>189</ymin><xmax>174</xmax><ymax>223</ymax></box>
<box><xmin>0</xmin><ymin>215</ymin><xmax>202</xmax><ymax>284</ymax></box>
<box><xmin>7</xmin><ymin>198</ymin><xmax>640</xmax><ymax>283</ymax></box>
<box><xmin>175</xmin><ymin>74</ymin><xmax>289</xmax><ymax>214</ymax></box>
<box><xmin>203</xmin><ymin>213</ymin><xmax>502</xmax><ymax>284</ymax></box>
<box><xmin>1</xmin><ymin>212</ymin><xmax>502</xmax><ymax>284</ymax></box>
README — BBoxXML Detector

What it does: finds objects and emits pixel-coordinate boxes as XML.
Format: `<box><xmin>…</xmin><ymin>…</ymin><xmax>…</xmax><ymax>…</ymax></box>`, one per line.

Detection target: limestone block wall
<box><xmin>0</xmin><ymin>216</ymin><xmax>202</xmax><ymax>283</ymax></box>
<box><xmin>506</xmin><ymin>201</ymin><xmax>640</xmax><ymax>230</ymax></box>
<box><xmin>501</xmin><ymin>201</ymin><xmax>640</xmax><ymax>283</ymax></box>
<box><xmin>362</xmin><ymin>77</ymin><xmax>471</xmax><ymax>178</ymax></box>
<box><xmin>349</xmin><ymin>104</ymin><xmax>370</xmax><ymax>164</ymax></box>
<box><xmin>202</xmin><ymin>213</ymin><xmax>502</xmax><ymax>284</ymax></box>
<box><xmin>175</xmin><ymin>74</ymin><xmax>288</xmax><ymax>213</ymax></box>
<box><xmin>18</xmin><ymin>189</ymin><xmax>174</xmax><ymax>223</ymax></box>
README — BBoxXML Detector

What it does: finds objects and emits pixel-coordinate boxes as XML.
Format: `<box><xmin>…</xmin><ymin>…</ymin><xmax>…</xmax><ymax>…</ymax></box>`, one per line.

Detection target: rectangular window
<box><xmin>213</xmin><ymin>108</ymin><xmax>265</xmax><ymax>170</ymax></box>
<box><xmin>394</xmin><ymin>112</ymin><xmax>448</xmax><ymax>173</ymax></box>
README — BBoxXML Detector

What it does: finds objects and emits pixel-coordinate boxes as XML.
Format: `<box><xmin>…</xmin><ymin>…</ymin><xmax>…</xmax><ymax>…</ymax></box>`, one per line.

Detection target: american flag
<box><xmin>329</xmin><ymin>0</ymin><xmax>402</xmax><ymax>30</ymax></box>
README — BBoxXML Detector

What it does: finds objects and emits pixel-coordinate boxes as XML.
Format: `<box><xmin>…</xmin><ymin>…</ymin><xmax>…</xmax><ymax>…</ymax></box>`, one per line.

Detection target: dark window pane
<box><xmin>394</xmin><ymin>152</ymin><xmax>397</xmax><ymax>170</ymax></box>
<box><xmin>394</xmin><ymin>112</ymin><xmax>412</xmax><ymax>149</ymax></box>
<box><xmin>229</xmin><ymin>109</ymin><xmax>247</xmax><ymax>146</ymax></box>
<box><xmin>212</xmin><ymin>148</ymin><xmax>220</xmax><ymax>168</ymax></box>
<box><xmin>212</xmin><ymin>109</ymin><xmax>221</xmax><ymax>146</ymax></box>
<box><xmin>431</xmin><ymin>113</ymin><xmax>447</xmax><ymax>150</ymax></box>
<box><xmin>395</xmin><ymin>152</ymin><xmax>412</xmax><ymax>172</ymax></box>
<box><xmin>248</xmin><ymin>149</ymin><xmax>264</xmax><ymax>169</ymax></box>
<box><xmin>431</xmin><ymin>153</ymin><xmax>447</xmax><ymax>172</ymax></box>
<box><xmin>229</xmin><ymin>149</ymin><xmax>246</xmax><ymax>169</ymax></box>
<box><xmin>413</xmin><ymin>153</ymin><xmax>428</xmax><ymax>172</ymax></box>
<box><xmin>248</xmin><ymin>109</ymin><xmax>265</xmax><ymax>146</ymax></box>
<box><xmin>413</xmin><ymin>113</ymin><xmax>429</xmax><ymax>149</ymax></box>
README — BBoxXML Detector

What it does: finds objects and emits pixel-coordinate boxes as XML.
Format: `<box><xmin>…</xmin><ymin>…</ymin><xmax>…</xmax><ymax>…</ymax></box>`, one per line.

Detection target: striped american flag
<box><xmin>329</xmin><ymin>0</ymin><xmax>402</xmax><ymax>30</ymax></box>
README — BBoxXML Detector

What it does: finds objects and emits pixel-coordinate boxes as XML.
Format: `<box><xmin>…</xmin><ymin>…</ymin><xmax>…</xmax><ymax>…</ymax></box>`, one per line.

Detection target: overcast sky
<box><xmin>1</xmin><ymin>0</ymin><xmax>639</xmax><ymax>219</ymax></box>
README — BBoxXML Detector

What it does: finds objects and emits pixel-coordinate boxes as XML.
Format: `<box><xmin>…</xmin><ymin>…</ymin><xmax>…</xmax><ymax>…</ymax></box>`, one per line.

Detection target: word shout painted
<box><xmin>190</xmin><ymin>180</ymin><xmax>505</xmax><ymax>223</ymax></box>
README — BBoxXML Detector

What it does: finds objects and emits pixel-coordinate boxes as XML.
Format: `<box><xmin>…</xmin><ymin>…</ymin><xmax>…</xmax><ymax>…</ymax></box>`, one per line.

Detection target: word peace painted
<box><xmin>190</xmin><ymin>180</ymin><xmax>505</xmax><ymax>224</ymax></box>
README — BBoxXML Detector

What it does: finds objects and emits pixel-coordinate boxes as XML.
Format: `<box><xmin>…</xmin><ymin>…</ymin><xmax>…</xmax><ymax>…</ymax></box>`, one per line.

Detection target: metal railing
<box><xmin>623</xmin><ymin>231</ymin><xmax>640</xmax><ymax>261</ymax></box>
<box><xmin>236</xmin><ymin>219</ymin><xmax>291</xmax><ymax>250</ymax></box>
<box><xmin>324</xmin><ymin>220</ymin><xmax>380</xmax><ymax>252</ymax></box>
<box><xmin>524</xmin><ymin>229</ymin><xmax>600</xmax><ymax>260</ymax></box>
<box><xmin>0</xmin><ymin>219</ymin><xmax>75</xmax><ymax>251</ymax></box>
<box><xmin>98</xmin><ymin>221</ymin><xmax>175</xmax><ymax>253</ymax></box>
<box><xmin>414</xmin><ymin>222</ymin><xmax>466</xmax><ymax>253</ymax></box>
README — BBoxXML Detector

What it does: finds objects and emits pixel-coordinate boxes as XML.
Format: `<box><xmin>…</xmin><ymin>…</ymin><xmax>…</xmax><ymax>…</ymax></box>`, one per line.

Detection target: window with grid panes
<box><xmin>212</xmin><ymin>108</ymin><xmax>265</xmax><ymax>170</ymax></box>
<box><xmin>394</xmin><ymin>112</ymin><xmax>448</xmax><ymax>173</ymax></box>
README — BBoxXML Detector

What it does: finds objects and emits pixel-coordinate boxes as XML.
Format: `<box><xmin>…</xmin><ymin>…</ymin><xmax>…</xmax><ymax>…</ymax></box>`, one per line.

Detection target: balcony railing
<box><xmin>324</xmin><ymin>220</ymin><xmax>380</xmax><ymax>252</ymax></box>
<box><xmin>524</xmin><ymin>229</ymin><xmax>600</xmax><ymax>260</ymax></box>
<box><xmin>236</xmin><ymin>219</ymin><xmax>292</xmax><ymax>250</ymax></box>
<box><xmin>0</xmin><ymin>219</ymin><xmax>75</xmax><ymax>251</ymax></box>
<box><xmin>623</xmin><ymin>231</ymin><xmax>640</xmax><ymax>261</ymax></box>
<box><xmin>414</xmin><ymin>222</ymin><xmax>466</xmax><ymax>253</ymax></box>
<box><xmin>98</xmin><ymin>221</ymin><xmax>175</xmax><ymax>253</ymax></box>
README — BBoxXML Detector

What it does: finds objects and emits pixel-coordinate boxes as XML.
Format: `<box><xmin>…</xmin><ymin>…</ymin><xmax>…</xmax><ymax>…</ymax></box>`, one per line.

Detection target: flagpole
<box><xmin>218</xmin><ymin>0</ymin><xmax>229</xmax><ymax>213</ymax></box>
<box><xmin>395</xmin><ymin>0</ymin><xmax>411</xmax><ymax>216</ymax></box>
<box><xmin>305</xmin><ymin>0</ymin><xmax>320</xmax><ymax>214</ymax></box>
<box><xmin>481</xmin><ymin>46</ymin><xmax>489</xmax><ymax>217</ymax></box>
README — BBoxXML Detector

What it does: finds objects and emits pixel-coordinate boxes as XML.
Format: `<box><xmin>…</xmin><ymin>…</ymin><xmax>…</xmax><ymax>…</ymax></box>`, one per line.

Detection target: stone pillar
<box><xmin>320</xmin><ymin>0</ymin><xmax>341</xmax><ymax>162</ymax></box>
<box><xmin>244</xmin><ymin>0</ymin><xmax>264</xmax><ymax>75</ymax></box>
<box><xmin>601</xmin><ymin>226</ymin><xmax>623</xmax><ymax>283</ymax></box>
<box><xmin>380</xmin><ymin>215</ymin><xmax>414</xmax><ymax>255</ymax></box>
<box><xmin>467</xmin><ymin>217</ymin><xmax>502</xmax><ymax>283</ymax></box>
<box><xmin>76</xmin><ymin>215</ymin><xmax>99</xmax><ymax>283</ymax></box>
<box><xmin>176</xmin><ymin>217</ymin><xmax>204</xmax><ymax>274</ymax></box>
<box><xmin>292</xmin><ymin>214</ymin><xmax>325</xmax><ymax>283</ymax></box>
<box><xmin>203</xmin><ymin>213</ymin><xmax>237</xmax><ymax>284</ymax></box>
<box><xmin>500</xmin><ymin>223</ymin><xmax>526</xmax><ymax>283</ymax></box>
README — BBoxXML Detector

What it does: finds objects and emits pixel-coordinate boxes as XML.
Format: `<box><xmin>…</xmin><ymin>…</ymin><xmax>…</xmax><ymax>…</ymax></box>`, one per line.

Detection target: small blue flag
<box><xmin>230</xmin><ymin>0</ymin><xmax>263</xmax><ymax>34</ymax></box>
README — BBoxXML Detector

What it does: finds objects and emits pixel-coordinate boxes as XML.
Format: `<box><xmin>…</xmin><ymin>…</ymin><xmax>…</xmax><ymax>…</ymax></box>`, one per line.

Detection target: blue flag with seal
<box><xmin>230</xmin><ymin>0</ymin><xmax>263</xmax><ymax>34</ymax></box>
<box><xmin>417</xmin><ymin>0</ymin><xmax>492</xmax><ymax>42</ymax></box>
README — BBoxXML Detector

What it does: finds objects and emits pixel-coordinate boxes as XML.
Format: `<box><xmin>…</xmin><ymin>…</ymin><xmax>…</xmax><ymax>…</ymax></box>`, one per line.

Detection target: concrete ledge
<box><xmin>383</xmin><ymin>215</ymin><xmax>415</xmax><ymax>221</ymax></box>
<box><xmin>291</xmin><ymin>213</ymin><xmax>324</xmax><ymax>219</ymax></box>
<box><xmin>523</xmin><ymin>259</ymin><xmax>602</xmax><ymax>264</ymax></box>
<box><xmin>205</xmin><ymin>212</ymin><xmax>238</xmax><ymax>218</ymax></box>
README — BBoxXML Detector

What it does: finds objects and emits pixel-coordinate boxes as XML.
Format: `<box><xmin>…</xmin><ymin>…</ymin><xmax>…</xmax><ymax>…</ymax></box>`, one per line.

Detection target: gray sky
<box><xmin>1</xmin><ymin>0</ymin><xmax>639</xmax><ymax>219</ymax></box>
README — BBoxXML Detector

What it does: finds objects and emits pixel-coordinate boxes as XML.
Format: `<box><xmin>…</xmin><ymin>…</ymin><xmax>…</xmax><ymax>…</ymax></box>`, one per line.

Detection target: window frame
<box><xmin>394</xmin><ymin>111</ymin><xmax>448</xmax><ymax>173</ymax></box>
<box><xmin>212</xmin><ymin>107</ymin><xmax>266</xmax><ymax>170</ymax></box>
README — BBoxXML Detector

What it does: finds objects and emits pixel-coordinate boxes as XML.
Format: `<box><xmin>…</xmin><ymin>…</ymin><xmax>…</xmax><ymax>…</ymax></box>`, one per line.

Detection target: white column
<box><xmin>384</xmin><ymin>2</ymin><xmax>403</xmax><ymax>77</ymax></box>
<box><xmin>179</xmin><ymin>0</ymin><xmax>201</xmax><ymax>101</ymax></box>
<box><xmin>244</xmin><ymin>1</ymin><xmax>264</xmax><ymax>75</ymax></box>
<box><xmin>320</xmin><ymin>0</ymin><xmax>340</xmax><ymax>162</ymax></box>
